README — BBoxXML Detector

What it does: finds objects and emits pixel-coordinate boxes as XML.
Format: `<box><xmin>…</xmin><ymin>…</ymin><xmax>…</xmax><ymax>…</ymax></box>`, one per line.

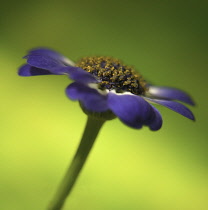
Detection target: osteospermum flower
<box><xmin>19</xmin><ymin>48</ymin><xmax>195</xmax><ymax>131</ymax></box>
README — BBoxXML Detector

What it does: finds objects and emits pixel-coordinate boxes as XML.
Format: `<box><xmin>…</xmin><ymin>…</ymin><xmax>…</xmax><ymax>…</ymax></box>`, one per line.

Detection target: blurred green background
<box><xmin>0</xmin><ymin>0</ymin><xmax>207</xmax><ymax>209</ymax></box>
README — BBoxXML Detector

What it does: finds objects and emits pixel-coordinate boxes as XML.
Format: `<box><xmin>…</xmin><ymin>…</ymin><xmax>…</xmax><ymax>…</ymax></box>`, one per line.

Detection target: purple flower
<box><xmin>18</xmin><ymin>48</ymin><xmax>195</xmax><ymax>131</ymax></box>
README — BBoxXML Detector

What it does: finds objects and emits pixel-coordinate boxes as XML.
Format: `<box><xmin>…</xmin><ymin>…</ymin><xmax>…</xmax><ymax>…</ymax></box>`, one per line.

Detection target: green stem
<box><xmin>48</xmin><ymin>116</ymin><xmax>105</xmax><ymax>210</ymax></box>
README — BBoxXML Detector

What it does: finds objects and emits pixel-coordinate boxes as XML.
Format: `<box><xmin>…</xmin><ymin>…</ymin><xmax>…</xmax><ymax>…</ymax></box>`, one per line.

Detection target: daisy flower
<box><xmin>19</xmin><ymin>48</ymin><xmax>195</xmax><ymax>131</ymax></box>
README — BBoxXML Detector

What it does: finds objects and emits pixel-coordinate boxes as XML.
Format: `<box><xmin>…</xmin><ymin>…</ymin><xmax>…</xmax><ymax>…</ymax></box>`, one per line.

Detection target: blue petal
<box><xmin>148</xmin><ymin>85</ymin><xmax>195</xmax><ymax>105</ymax></box>
<box><xmin>66</xmin><ymin>82</ymin><xmax>109</xmax><ymax>112</ymax></box>
<box><xmin>144</xmin><ymin>97</ymin><xmax>195</xmax><ymax>120</ymax></box>
<box><xmin>18</xmin><ymin>64</ymin><xmax>53</xmax><ymax>76</ymax></box>
<box><xmin>28</xmin><ymin>48</ymin><xmax>74</xmax><ymax>66</ymax></box>
<box><xmin>21</xmin><ymin>48</ymin><xmax>97</xmax><ymax>83</ymax></box>
<box><xmin>19</xmin><ymin>63</ymin><xmax>97</xmax><ymax>84</ymax></box>
<box><xmin>107</xmin><ymin>92</ymin><xmax>155</xmax><ymax>129</ymax></box>
<box><xmin>25</xmin><ymin>54</ymin><xmax>66</xmax><ymax>74</ymax></box>
<box><xmin>65</xmin><ymin>66</ymin><xmax>98</xmax><ymax>84</ymax></box>
<box><xmin>146</xmin><ymin>105</ymin><xmax>163</xmax><ymax>131</ymax></box>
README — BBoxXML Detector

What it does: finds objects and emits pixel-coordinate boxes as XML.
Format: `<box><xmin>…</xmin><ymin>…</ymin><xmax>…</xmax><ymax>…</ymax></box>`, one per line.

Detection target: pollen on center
<box><xmin>76</xmin><ymin>56</ymin><xmax>147</xmax><ymax>95</ymax></box>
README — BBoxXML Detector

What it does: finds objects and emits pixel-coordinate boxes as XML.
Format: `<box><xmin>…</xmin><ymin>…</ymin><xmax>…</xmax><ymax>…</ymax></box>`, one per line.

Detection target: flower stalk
<box><xmin>48</xmin><ymin>116</ymin><xmax>105</xmax><ymax>210</ymax></box>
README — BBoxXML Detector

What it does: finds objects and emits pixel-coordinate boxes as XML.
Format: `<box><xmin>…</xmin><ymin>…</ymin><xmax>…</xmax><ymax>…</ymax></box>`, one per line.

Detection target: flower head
<box><xmin>18</xmin><ymin>48</ymin><xmax>195</xmax><ymax>131</ymax></box>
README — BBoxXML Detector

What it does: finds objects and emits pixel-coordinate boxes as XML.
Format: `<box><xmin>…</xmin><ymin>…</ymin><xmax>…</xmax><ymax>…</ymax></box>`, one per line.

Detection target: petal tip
<box><xmin>190</xmin><ymin>114</ymin><xmax>196</xmax><ymax>121</ymax></box>
<box><xmin>18</xmin><ymin>64</ymin><xmax>30</xmax><ymax>76</ymax></box>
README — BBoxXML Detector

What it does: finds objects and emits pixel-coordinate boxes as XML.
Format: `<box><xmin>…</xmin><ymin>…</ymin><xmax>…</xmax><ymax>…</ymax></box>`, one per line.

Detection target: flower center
<box><xmin>76</xmin><ymin>56</ymin><xmax>147</xmax><ymax>95</ymax></box>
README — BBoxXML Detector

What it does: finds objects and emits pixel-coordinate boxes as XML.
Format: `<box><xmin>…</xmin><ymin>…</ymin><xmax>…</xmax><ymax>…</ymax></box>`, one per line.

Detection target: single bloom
<box><xmin>18</xmin><ymin>48</ymin><xmax>195</xmax><ymax>131</ymax></box>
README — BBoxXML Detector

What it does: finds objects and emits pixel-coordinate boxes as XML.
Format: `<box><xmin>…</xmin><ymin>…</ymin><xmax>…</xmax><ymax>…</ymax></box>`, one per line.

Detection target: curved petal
<box><xmin>25</xmin><ymin>54</ymin><xmax>66</xmax><ymax>73</ymax></box>
<box><xmin>65</xmin><ymin>66</ymin><xmax>98</xmax><ymax>84</ymax></box>
<box><xmin>144</xmin><ymin>97</ymin><xmax>195</xmax><ymax>121</ymax></box>
<box><xmin>146</xmin><ymin>105</ymin><xmax>163</xmax><ymax>131</ymax></box>
<box><xmin>66</xmin><ymin>82</ymin><xmax>109</xmax><ymax>112</ymax></box>
<box><xmin>28</xmin><ymin>48</ymin><xmax>75</xmax><ymax>66</ymax></box>
<box><xmin>18</xmin><ymin>64</ymin><xmax>53</xmax><ymax>76</ymax></box>
<box><xmin>19</xmin><ymin>63</ymin><xmax>98</xmax><ymax>84</ymax></box>
<box><xmin>147</xmin><ymin>85</ymin><xmax>195</xmax><ymax>105</ymax></box>
<box><xmin>21</xmin><ymin>48</ymin><xmax>97</xmax><ymax>82</ymax></box>
<box><xmin>107</xmin><ymin>92</ymin><xmax>155</xmax><ymax>129</ymax></box>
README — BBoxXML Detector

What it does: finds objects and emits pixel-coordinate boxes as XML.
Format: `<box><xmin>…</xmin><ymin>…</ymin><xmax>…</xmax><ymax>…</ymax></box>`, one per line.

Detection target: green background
<box><xmin>1</xmin><ymin>0</ymin><xmax>207</xmax><ymax>209</ymax></box>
